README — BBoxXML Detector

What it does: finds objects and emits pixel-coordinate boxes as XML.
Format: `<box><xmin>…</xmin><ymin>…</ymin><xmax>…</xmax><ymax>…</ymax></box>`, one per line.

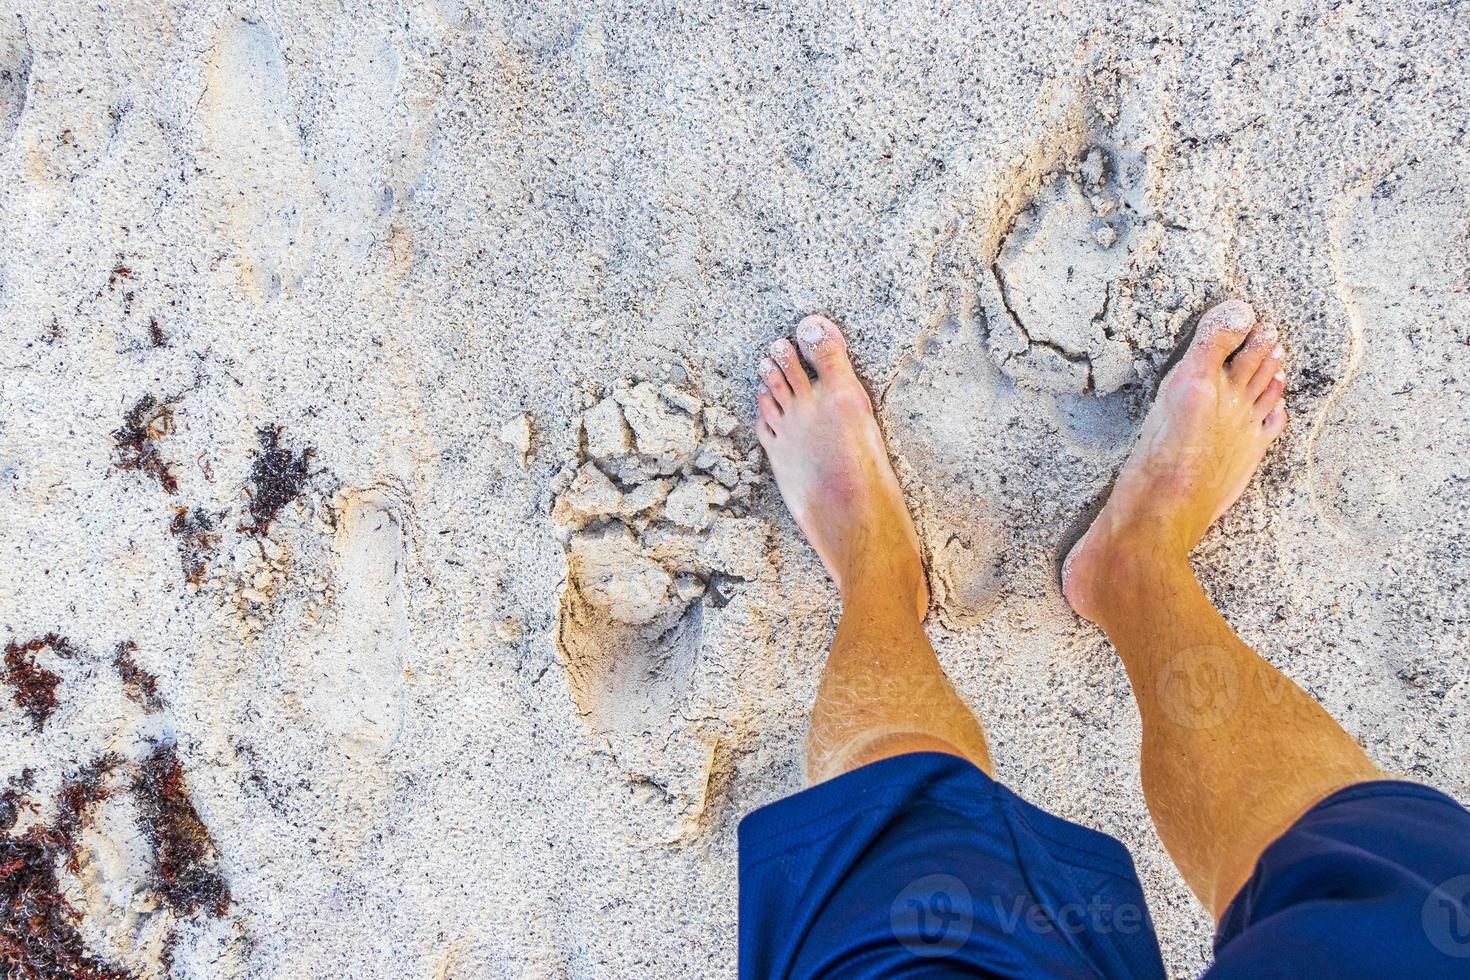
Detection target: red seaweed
<box><xmin>112</xmin><ymin>396</ymin><xmax>178</xmax><ymax>494</ymax></box>
<box><xmin>0</xmin><ymin>757</ymin><xmax>131</xmax><ymax>980</ymax></box>
<box><xmin>3</xmin><ymin>635</ymin><xmax>76</xmax><ymax>731</ymax></box>
<box><xmin>134</xmin><ymin>746</ymin><xmax>230</xmax><ymax>918</ymax></box>
<box><xmin>169</xmin><ymin>507</ymin><xmax>219</xmax><ymax>587</ymax></box>
<box><xmin>112</xmin><ymin>643</ymin><xmax>164</xmax><ymax>714</ymax></box>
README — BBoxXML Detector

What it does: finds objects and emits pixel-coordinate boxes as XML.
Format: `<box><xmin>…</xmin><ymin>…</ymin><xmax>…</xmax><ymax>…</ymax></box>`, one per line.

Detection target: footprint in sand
<box><xmin>553</xmin><ymin>381</ymin><xmax>763</xmax><ymax>730</ymax></box>
<box><xmin>310</xmin><ymin>488</ymin><xmax>410</xmax><ymax>758</ymax></box>
<box><xmin>882</xmin><ymin>313</ymin><xmax>1010</xmax><ymax>627</ymax></box>
<box><xmin>1301</xmin><ymin>164</ymin><xmax>1470</xmax><ymax>695</ymax></box>
<box><xmin>13</xmin><ymin>22</ymin><xmax>120</xmax><ymax>182</ymax></box>
<box><xmin>551</xmin><ymin>380</ymin><xmax>771</xmax><ymax>833</ymax></box>
<box><xmin>1313</xmin><ymin>166</ymin><xmax>1470</xmax><ymax>550</ymax></box>
<box><xmin>0</xmin><ymin>21</ymin><xmax>31</xmax><ymax>147</ymax></box>
<box><xmin>983</xmin><ymin>162</ymin><xmax>1140</xmax><ymax>394</ymax></box>
<box><xmin>978</xmin><ymin>77</ymin><xmax>1219</xmax><ymax>399</ymax></box>
<box><xmin>0</xmin><ymin>636</ymin><xmax>234</xmax><ymax>977</ymax></box>
<box><xmin>309</xmin><ymin>30</ymin><xmax>416</xmax><ymax>274</ymax></box>
<box><xmin>884</xmin><ymin>305</ymin><xmax>1141</xmax><ymax>620</ymax></box>
<box><xmin>201</xmin><ymin>20</ymin><xmax>309</xmax><ymax>302</ymax></box>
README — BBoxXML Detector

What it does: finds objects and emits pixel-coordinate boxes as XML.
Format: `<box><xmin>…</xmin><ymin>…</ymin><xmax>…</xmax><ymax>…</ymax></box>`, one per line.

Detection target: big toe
<box><xmin>796</xmin><ymin>314</ymin><xmax>857</xmax><ymax>379</ymax></box>
<box><xmin>1187</xmin><ymin>299</ymin><xmax>1256</xmax><ymax>368</ymax></box>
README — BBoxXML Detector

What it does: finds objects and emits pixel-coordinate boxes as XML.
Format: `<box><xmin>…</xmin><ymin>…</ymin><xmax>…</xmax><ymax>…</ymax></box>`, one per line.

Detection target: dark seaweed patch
<box><xmin>134</xmin><ymin>745</ymin><xmax>230</xmax><ymax>918</ymax></box>
<box><xmin>112</xmin><ymin>643</ymin><xmax>164</xmax><ymax>714</ymax></box>
<box><xmin>240</xmin><ymin>426</ymin><xmax>312</xmax><ymax>535</ymax></box>
<box><xmin>54</xmin><ymin>757</ymin><xmax>123</xmax><ymax>872</ymax></box>
<box><xmin>0</xmin><ymin>756</ymin><xmax>130</xmax><ymax>980</ymax></box>
<box><xmin>3</xmin><ymin>635</ymin><xmax>77</xmax><ymax>731</ymax></box>
<box><xmin>169</xmin><ymin>507</ymin><xmax>219</xmax><ymax>587</ymax></box>
<box><xmin>1</xmin><ymin>744</ymin><xmax>230</xmax><ymax>978</ymax></box>
<box><xmin>112</xmin><ymin>395</ymin><xmax>178</xmax><ymax>494</ymax></box>
<box><xmin>0</xmin><ymin>770</ymin><xmax>34</xmax><ymax>835</ymax></box>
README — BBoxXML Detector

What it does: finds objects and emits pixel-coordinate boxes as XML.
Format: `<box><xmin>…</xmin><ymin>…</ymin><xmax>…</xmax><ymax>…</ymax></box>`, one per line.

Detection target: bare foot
<box><xmin>1064</xmin><ymin>299</ymin><xmax>1288</xmax><ymax>623</ymax></box>
<box><xmin>756</xmin><ymin>315</ymin><xmax>928</xmax><ymax>620</ymax></box>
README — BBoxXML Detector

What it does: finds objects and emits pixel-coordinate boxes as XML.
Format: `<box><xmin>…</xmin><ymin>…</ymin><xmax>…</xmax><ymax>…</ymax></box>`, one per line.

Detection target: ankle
<box><xmin>837</xmin><ymin>547</ymin><xmax>928</xmax><ymax>622</ymax></box>
<box><xmin>1065</xmin><ymin>516</ymin><xmax>1194</xmax><ymax>625</ymax></box>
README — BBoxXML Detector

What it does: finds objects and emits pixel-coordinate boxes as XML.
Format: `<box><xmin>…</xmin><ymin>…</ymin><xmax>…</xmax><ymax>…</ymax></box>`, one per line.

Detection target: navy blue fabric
<box><xmin>739</xmin><ymin>755</ymin><xmax>1470</xmax><ymax>979</ymax></box>
<box><xmin>738</xmin><ymin>752</ymin><xmax>1166</xmax><ymax>978</ymax></box>
<box><xmin>1208</xmin><ymin>779</ymin><xmax>1470</xmax><ymax>978</ymax></box>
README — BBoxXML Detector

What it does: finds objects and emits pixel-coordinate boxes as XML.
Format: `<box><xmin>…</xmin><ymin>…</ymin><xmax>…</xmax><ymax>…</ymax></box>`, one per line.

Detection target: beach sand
<box><xmin>1</xmin><ymin>1</ymin><xmax>1467</xmax><ymax>976</ymax></box>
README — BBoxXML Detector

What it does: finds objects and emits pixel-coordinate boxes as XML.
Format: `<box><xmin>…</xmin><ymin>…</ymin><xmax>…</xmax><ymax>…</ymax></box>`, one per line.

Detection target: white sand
<box><xmin>1</xmin><ymin>1</ymin><xmax>1467</xmax><ymax>976</ymax></box>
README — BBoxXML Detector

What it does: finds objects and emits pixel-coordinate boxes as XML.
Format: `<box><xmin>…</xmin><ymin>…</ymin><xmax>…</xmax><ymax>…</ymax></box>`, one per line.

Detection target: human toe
<box><xmin>759</xmin><ymin>357</ymin><xmax>793</xmax><ymax>407</ymax></box>
<box><xmin>1188</xmin><ymin>299</ymin><xmax>1256</xmax><ymax>369</ymax></box>
<box><xmin>795</xmin><ymin>314</ymin><xmax>857</xmax><ymax>380</ymax></box>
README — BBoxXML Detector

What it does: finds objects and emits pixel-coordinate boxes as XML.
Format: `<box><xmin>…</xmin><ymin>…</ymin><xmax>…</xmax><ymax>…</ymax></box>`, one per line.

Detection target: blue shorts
<box><xmin>738</xmin><ymin>752</ymin><xmax>1470</xmax><ymax>978</ymax></box>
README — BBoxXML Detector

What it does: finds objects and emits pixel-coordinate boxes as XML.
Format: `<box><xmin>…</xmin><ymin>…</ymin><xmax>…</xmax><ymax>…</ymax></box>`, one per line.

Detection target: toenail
<box><xmin>797</xmin><ymin>318</ymin><xmax>827</xmax><ymax>345</ymax></box>
<box><xmin>769</xmin><ymin>339</ymin><xmax>791</xmax><ymax>362</ymax></box>
<box><xmin>757</xmin><ymin>382</ymin><xmax>770</xmax><ymax>395</ymax></box>
<box><xmin>1210</xmin><ymin>301</ymin><xmax>1253</xmax><ymax>331</ymax></box>
<box><xmin>1272</xmin><ymin>343</ymin><xmax>1284</xmax><ymax>359</ymax></box>
<box><xmin>1198</xmin><ymin>301</ymin><xmax>1252</xmax><ymax>341</ymax></box>
<box><xmin>759</xmin><ymin>357</ymin><xmax>778</xmax><ymax>376</ymax></box>
<box><xmin>1274</xmin><ymin>369</ymin><xmax>1285</xmax><ymax>382</ymax></box>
